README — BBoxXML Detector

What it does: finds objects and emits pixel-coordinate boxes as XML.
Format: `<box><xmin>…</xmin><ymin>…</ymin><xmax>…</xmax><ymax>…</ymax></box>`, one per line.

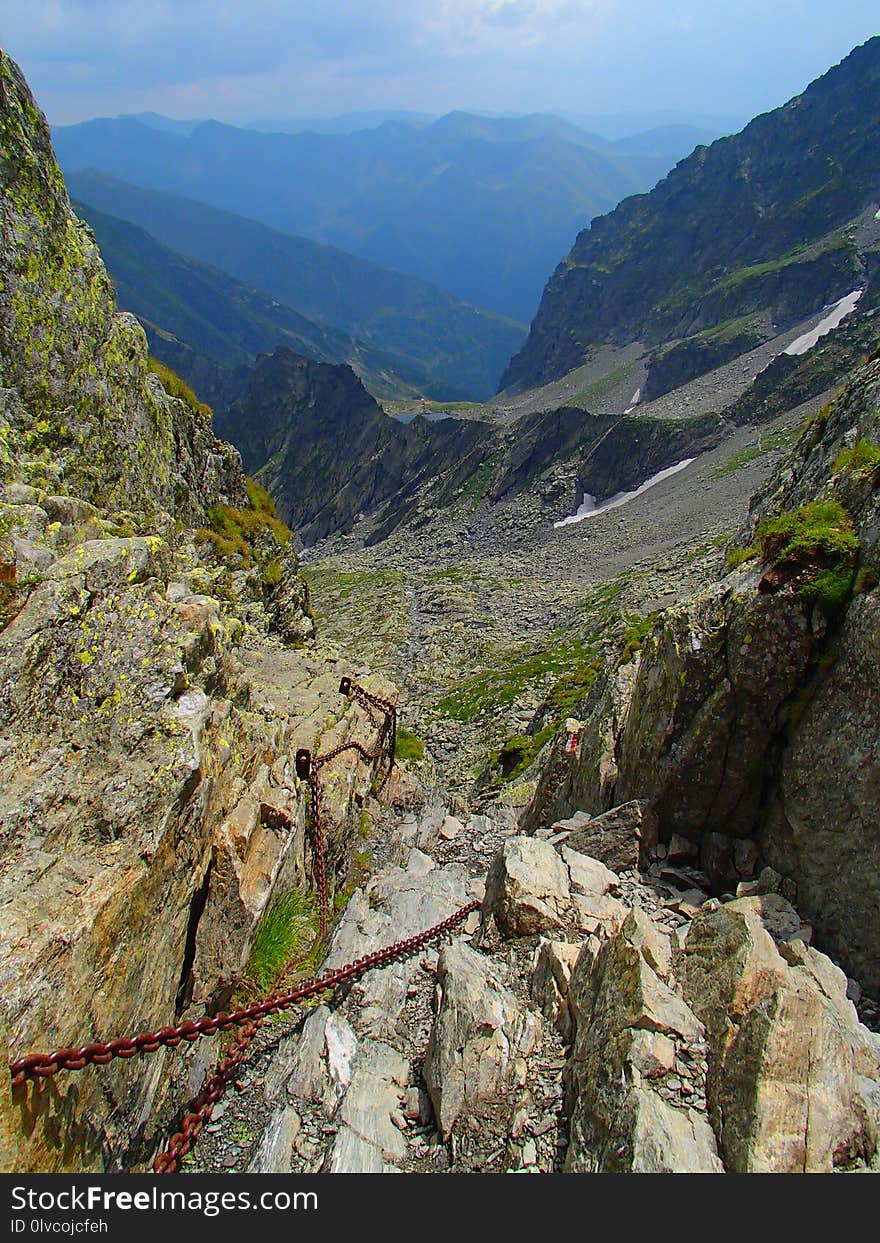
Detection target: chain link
<box><xmin>307</xmin><ymin>679</ymin><xmax>396</xmax><ymax>935</ymax></box>
<box><xmin>7</xmin><ymin>677</ymin><xmax>477</xmax><ymax>1176</ymax></box>
<box><xmin>151</xmin><ymin>898</ymin><xmax>478</xmax><ymax>1171</ymax></box>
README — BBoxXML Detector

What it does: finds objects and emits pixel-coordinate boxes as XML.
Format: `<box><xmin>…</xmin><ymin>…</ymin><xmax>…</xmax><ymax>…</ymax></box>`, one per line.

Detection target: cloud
<box><xmin>0</xmin><ymin>0</ymin><xmax>877</xmax><ymax>123</ymax></box>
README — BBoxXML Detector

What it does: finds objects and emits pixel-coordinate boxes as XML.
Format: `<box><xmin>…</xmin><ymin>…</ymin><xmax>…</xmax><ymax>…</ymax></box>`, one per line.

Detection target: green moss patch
<box><xmin>395</xmin><ymin>727</ymin><xmax>425</xmax><ymax>762</ymax></box>
<box><xmin>148</xmin><ymin>356</ymin><xmax>212</xmax><ymax>420</ymax></box>
<box><xmin>833</xmin><ymin>439</ymin><xmax>880</xmax><ymax>480</ymax></box>
<box><xmin>196</xmin><ymin>477</ymin><xmax>291</xmax><ymax>569</ymax></box>
<box><xmin>757</xmin><ymin>499</ymin><xmax>858</xmax><ymax>616</ymax></box>
<box><xmin>724</xmin><ymin>544</ymin><xmax>760</xmax><ymax>572</ymax></box>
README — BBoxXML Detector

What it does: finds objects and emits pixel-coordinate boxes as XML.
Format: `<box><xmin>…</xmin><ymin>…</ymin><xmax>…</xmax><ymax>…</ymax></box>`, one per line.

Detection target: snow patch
<box><xmin>554</xmin><ymin>458</ymin><xmax>695</xmax><ymax>528</ymax></box>
<box><xmin>624</xmin><ymin>387</ymin><xmax>641</xmax><ymax>414</ymax></box>
<box><xmin>784</xmin><ymin>289</ymin><xmax>863</xmax><ymax>357</ymax></box>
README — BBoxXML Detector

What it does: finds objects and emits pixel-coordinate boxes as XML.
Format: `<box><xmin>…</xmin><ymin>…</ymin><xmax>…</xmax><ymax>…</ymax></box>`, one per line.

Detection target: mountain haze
<box><xmin>67</xmin><ymin>171</ymin><xmax>524</xmax><ymax>400</ymax></box>
<box><xmin>54</xmin><ymin>111</ymin><xmax>693</xmax><ymax>321</ymax></box>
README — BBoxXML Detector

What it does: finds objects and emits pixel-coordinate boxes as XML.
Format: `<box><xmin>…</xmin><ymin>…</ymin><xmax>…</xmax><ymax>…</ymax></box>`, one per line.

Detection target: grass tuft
<box><xmin>833</xmin><ymin>439</ymin><xmax>880</xmax><ymax>480</ymax></box>
<box><xmin>245</xmin><ymin>889</ymin><xmax>321</xmax><ymax>993</ymax></box>
<box><xmin>395</xmin><ymin>727</ymin><xmax>425</xmax><ymax>762</ymax></box>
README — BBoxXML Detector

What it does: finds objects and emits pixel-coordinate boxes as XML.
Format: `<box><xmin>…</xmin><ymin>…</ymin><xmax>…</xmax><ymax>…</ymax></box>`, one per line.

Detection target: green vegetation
<box><xmin>435</xmin><ymin>635</ymin><xmax>598</xmax><ymax>724</ymax></box>
<box><xmin>196</xmin><ymin>477</ymin><xmax>291</xmax><ymax>568</ymax></box>
<box><xmin>757</xmin><ymin>500</ymin><xmax>857</xmax><ymax>564</ymax></box>
<box><xmin>617</xmin><ymin>612</ymin><xmax>657</xmax><ymax>665</ymax></box>
<box><xmin>147</xmin><ymin>356</ymin><xmax>212</xmax><ymax>420</ymax></box>
<box><xmin>570</xmin><ymin>360</ymin><xmax>636</xmax><ymax>410</ymax></box>
<box><xmin>395</xmin><ymin>727</ymin><xmax>425</xmax><ymax>762</ymax></box>
<box><xmin>708</xmin><ymin>233</ymin><xmax>855</xmax><ymax>299</ymax></box>
<box><xmin>475</xmin><ymin>639</ymin><xmax>605</xmax><ymax>786</ymax></box>
<box><xmin>245</xmin><ymin>888</ymin><xmax>322</xmax><ymax>993</ymax></box>
<box><xmin>712</xmin><ymin>424</ymin><xmax>801</xmax><ymax>479</ymax></box>
<box><xmin>757</xmin><ymin>499</ymin><xmax>859</xmax><ymax>616</ymax></box>
<box><xmin>724</xmin><ymin>544</ymin><xmax>760</xmax><ymax>572</ymax></box>
<box><xmin>458</xmin><ymin>458</ymin><xmax>496</xmax><ymax>510</ymax></box>
<box><xmin>833</xmin><ymin>439</ymin><xmax>880</xmax><ymax>479</ymax></box>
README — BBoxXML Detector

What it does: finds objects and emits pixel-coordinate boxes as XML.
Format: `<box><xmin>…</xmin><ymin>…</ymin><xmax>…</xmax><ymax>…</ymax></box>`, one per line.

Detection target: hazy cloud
<box><xmin>0</xmin><ymin>0</ymin><xmax>877</xmax><ymax>124</ymax></box>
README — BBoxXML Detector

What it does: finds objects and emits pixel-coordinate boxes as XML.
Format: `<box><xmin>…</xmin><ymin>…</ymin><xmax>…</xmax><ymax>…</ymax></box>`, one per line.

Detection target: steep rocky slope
<box><xmin>0</xmin><ymin>49</ymin><xmax>396</xmax><ymax>1172</ymax></box>
<box><xmin>524</xmin><ymin>345</ymin><xmax>880</xmax><ymax>993</ymax></box>
<box><xmin>503</xmin><ymin>36</ymin><xmax>880</xmax><ymax>394</ymax></box>
<box><xmin>219</xmin><ymin>346</ymin><xmax>725</xmax><ymax>547</ymax></box>
<box><xmin>182</xmin><ymin>804</ymin><xmax>880</xmax><ymax>1175</ymax></box>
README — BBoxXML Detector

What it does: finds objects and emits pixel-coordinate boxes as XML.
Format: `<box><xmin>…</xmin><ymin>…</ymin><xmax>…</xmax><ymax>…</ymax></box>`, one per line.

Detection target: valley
<box><xmin>302</xmin><ymin>398</ymin><xmax>807</xmax><ymax>793</ymax></box>
<box><xmin>2</xmin><ymin>29</ymin><xmax>880</xmax><ymax>1180</ymax></box>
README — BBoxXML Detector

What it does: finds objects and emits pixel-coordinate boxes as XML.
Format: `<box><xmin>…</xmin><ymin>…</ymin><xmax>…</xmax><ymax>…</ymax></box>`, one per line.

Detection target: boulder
<box><xmin>681</xmin><ymin>900</ymin><xmax>880</xmax><ymax>1171</ymax></box>
<box><xmin>424</xmin><ymin>941</ymin><xmax>540</xmax><ymax>1139</ymax></box>
<box><xmin>483</xmin><ymin>836</ymin><xmax>571</xmax><ymax>936</ymax></box>
<box><xmin>560</xmin><ymin>846</ymin><xmax>619</xmax><ymax>897</ymax></box>
<box><xmin>566</xmin><ymin>918</ymin><xmax>720</xmax><ymax>1172</ymax></box>
<box><xmin>552</xmin><ymin>800</ymin><xmax>656</xmax><ymax>871</ymax></box>
<box><xmin>571</xmin><ymin>892</ymin><xmax>627</xmax><ymax>938</ymax></box>
<box><xmin>247</xmin><ymin>1106</ymin><xmax>300</xmax><ymax>1174</ymax></box>
<box><xmin>531</xmin><ymin>939</ymin><xmax>583</xmax><ymax>1041</ymax></box>
<box><xmin>286</xmin><ymin>1006</ymin><xmax>358</xmax><ymax>1116</ymax></box>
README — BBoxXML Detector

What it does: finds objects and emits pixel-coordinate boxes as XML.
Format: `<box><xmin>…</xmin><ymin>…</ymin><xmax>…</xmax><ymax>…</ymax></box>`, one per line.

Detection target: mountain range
<box><xmin>69</xmin><ymin>172</ymin><xmax>525</xmax><ymax>401</ymax></box>
<box><xmin>503</xmin><ymin>36</ymin><xmax>880</xmax><ymax>394</ymax></box>
<box><xmin>53</xmin><ymin>110</ymin><xmax>708</xmax><ymax>321</ymax></box>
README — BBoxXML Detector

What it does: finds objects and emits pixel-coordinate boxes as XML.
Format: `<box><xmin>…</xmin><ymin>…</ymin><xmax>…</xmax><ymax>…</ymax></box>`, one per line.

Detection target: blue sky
<box><xmin>0</xmin><ymin>1</ymin><xmax>877</xmax><ymax>128</ymax></box>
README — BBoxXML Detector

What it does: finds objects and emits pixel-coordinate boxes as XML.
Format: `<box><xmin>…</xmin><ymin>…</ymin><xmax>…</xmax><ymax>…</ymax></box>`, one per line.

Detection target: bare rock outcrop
<box><xmin>681</xmin><ymin>899</ymin><xmax>880</xmax><ymax>1171</ymax></box>
<box><xmin>522</xmin><ymin>349</ymin><xmax>880</xmax><ymax>993</ymax></box>
<box><xmin>424</xmin><ymin>940</ymin><xmax>540</xmax><ymax>1140</ymax></box>
<box><xmin>0</xmin><ymin>49</ymin><xmax>390</xmax><ymax>1172</ymax></box>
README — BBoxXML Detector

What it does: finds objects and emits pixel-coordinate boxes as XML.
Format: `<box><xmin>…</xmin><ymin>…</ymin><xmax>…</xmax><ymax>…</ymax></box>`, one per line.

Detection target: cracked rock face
<box><xmin>0</xmin><ymin>49</ymin><xmax>386</xmax><ymax>1172</ymax></box>
<box><xmin>681</xmin><ymin>900</ymin><xmax>880</xmax><ymax>1171</ymax></box>
<box><xmin>424</xmin><ymin>940</ymin><xmax>540</xmax><ymax>1140</ymax></box>
<box><xmin>523</xmin><ymin>351</ymin><xmax>880</xmax><ymax>994</ymax></box>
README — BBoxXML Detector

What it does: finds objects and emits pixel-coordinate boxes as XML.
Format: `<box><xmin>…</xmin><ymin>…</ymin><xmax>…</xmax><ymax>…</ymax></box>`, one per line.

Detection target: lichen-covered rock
<box><xmin>566</xmin><ymin>915</ymin><xmax>721</xmax><ymax>1172</ymax></box>
<box><xmin>0</xmin><ymin>51</ymin><xmax>346</xmax><ymax>1172</ymax></box>
<box><xmin>0</xmin><ymin>50</ymin><xmax>243</xmax><ymax>523</ymax></box>
<box><xmin>0</xmin><ymin>530</ymin><xmax>393</xmax><ymax>1169</ymax></box>
<box><xmin>424</xmin><ymin>941</ymin><xmax>540</xmax><ymax>1139</ymax></box>
<box><xmin>483</xmin><ymin>836</ymin><xmax>572</xmax><ymax>936</ymax></box>
<box><xmin>681</xmin><ymin>900</ymin><xmax>880</xmax><ymax>1171</ymax></box>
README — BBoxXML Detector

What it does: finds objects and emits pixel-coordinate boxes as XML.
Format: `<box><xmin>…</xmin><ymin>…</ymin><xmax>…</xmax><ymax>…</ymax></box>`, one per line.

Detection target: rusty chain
<box><xmin>9</xmin><ymin>899</ymin><xmax>479</xmax><ymax>1091</ymax></box>
<box><xmin>8</xmin><ymin>676</ymin><xmax>476</xmax><ymax>1174</ymax></box>
<box><xmin>296</xmin><ymin>677</ymin><xmax>396</xmax><ymax>936</ymax></box>
<box><xmin>150</xmin><ymin>899</ymin><xmax>478</xmax><ymax>1172</ymax></box>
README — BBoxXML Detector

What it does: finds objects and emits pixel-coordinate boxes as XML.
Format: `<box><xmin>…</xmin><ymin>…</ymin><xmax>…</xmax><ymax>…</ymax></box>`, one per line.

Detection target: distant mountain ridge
<box><xmin>68</xmin><ymin>171</ymin><xmax>524</xmax><ymax>400</ymax></box>
<box><xmin>53</xmin><ymin>110</ymin><xmax>704</xmax><ymax>321</ymax></box>
<box><xmin>503</xmin><ymin>37</ymin><xmax>880</xmax><ymax>392</ymax></box>
<box><xmin>72</xmin><ymin>200</ymin><xmax>437</xmax><ymax>404</ymax></box>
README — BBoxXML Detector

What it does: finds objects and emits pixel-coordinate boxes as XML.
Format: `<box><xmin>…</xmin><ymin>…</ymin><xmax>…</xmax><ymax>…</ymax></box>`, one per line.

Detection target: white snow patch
<box><xmin>875</xmin><ymin>208</ymin><xmax>880</xmax><ymax>220</ymax></box>
<box><xmin>554</xmin><ymin>458</ymin><xmax>695</xmax><ymax>528</ymax></box>
<box><xmin>784</xmin><ymin>289</ymin><xmax>863</xmax><ymax>357</ymax></box>
<box><xmin>624</xmin><ymin>387</ymin><xmax>641</xmax><ymax>413</ymax></box>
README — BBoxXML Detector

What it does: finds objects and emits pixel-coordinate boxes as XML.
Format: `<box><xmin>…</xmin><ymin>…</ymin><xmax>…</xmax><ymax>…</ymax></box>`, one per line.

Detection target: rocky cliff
<box><xmin>218</xmin><ymin>347</ymin><xmax>725</xmax><ymax>548</ymax></box>
<box><xmin>0</xmin><ymin>49</ymin><xmax>396</xmax><ymax>1172</ymax></box>
<box><xmin>524</xmin><ymin>344</ymin><xmax>880</xmax><ymax>993</ymax></box>
<box><xmin>502</xmin><ymin>36</ymin><xmax>880</xmax><ymax>394</ymax></box>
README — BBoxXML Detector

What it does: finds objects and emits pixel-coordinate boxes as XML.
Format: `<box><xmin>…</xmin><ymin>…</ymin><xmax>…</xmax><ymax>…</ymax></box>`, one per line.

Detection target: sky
<box><xmin>0</xmin><ymin>1</ymin><xmax>877</xmax><ymax>130</ymax></box>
